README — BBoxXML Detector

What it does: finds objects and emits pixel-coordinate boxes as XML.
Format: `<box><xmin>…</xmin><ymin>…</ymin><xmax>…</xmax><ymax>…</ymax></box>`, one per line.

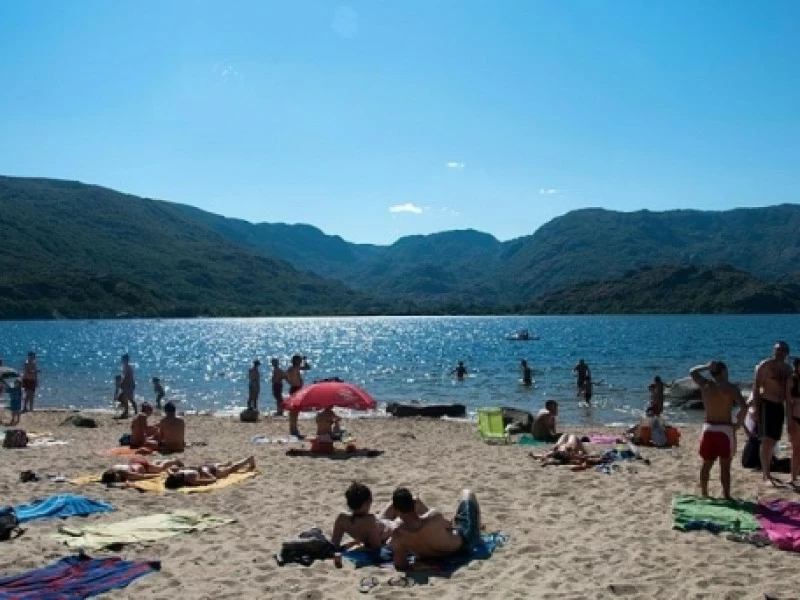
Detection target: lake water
<box><xmin>1</xmin><ymin>315</ymin><xmax>798</xmax><ymax>426</ymax></box>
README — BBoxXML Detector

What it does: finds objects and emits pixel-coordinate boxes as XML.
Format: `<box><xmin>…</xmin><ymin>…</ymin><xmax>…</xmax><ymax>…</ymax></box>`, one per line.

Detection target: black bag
<box><xmin>61</xmin><ymin>415</ymin><xmax>98</xmax><ymax>428</ymax></box>
<box><xmin>742</xmin><ymin>436</ymin><xmax>761</xmax><ymax>469</ymax></box>
<box><xmin>0</xmin><ymin>506</ymin><xmax>21</xmax><ymax>541</ymax></box>
<box><xmin>276</xmin><ymin>527</ymin><xmax>336</xmax><ymax>566</ymax></box>
<box><xmin>3</xmin><ymin>429</ymin><xmax>28</xmax><ymax>449</ymax></box>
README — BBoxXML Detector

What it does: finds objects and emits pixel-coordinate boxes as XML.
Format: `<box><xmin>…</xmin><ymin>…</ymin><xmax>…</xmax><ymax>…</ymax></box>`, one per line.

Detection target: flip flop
<box><xmin>359</xmin><ymin>576</ymin><xmax>378</xmax><ymax>593</ymax></box>
<box><xmin>387</xmin><ymin>575</ymin><xmax>416</xmax><ymax>588</ymax></box>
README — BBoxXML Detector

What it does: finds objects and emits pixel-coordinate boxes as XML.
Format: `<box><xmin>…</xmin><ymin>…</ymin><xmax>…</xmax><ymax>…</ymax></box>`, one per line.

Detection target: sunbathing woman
<box><xmin>101</xmin><ymin>457</ymin><xmax>184</xmax><ymax>485</ymax></box>
<box><xmin>164</xmin><ymin>456</ymin><xmax>256</xmax><ymax>489</ymax></box>
<box><xmin>529</xmin><ymin>434</ymin><xmax>607</xmax><ymax>469</ymax></box>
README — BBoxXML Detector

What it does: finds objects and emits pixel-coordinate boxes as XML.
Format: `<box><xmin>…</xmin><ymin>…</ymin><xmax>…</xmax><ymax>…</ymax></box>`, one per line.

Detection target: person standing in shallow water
<box><xmin>285</xmin><ymin>355</ymin><xmax>310</xmax><ymax>437</ymax></box>
<box><xmin>119</xmin><ymin>353</ymin><xmax>137</xmax><ymax>418</ymax></box>
<box><xmin>520</xmin><ymin>360</ymin><xmax>533</xmax><ymax>386</ymax></box>
<box><xmin>573</xmin><ymin>359</ymin><xmax>590</xmax><ymax>392</ymax></box>
<box><xmin>271</xmin><ymin>358</ymin><xmax>285</xmax><ymax>416</ymax></box>
<box><xmin>247</xmin><ymin>360</ymin><xmax>261</xmax><ymax>411</ymax></box>
<box><xmin>451</xmin><ymin>361</ymin><xmax>467</xmax><ymax>381</ymax></box>
<box><xmin>21</xmin><ymin>351</ymin><xmax>38</xmax><ymax>413</ymax></box>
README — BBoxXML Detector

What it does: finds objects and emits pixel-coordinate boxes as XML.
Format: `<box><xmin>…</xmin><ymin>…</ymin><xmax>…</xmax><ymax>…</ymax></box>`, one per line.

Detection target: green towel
<box><xmin>52</xmin><ymin>510</ymin><xmax>234</xmax><ymax>550</ymax></box>
<box><xmin>672</xmin><ymin>494</ymin><xmax>760</xmax><ymax>533</ymax></box>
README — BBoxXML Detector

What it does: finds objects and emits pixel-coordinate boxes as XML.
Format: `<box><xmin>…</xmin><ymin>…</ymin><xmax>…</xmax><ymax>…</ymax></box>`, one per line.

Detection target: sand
<box><xmin>1</xmin><ymin>411</ymin><xmax>799</xmax><ymax>600</ymax></box>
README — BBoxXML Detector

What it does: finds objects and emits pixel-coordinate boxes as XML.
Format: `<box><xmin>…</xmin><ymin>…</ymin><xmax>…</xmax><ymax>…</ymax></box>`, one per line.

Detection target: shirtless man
<box><xmin>271</xmin><ymin>358</ymin><xmax>285</xmax><ymax>416</ymax></box>
<box><xmin>573</xmin><ymin>359</ymin><xmax>590</xmax><ymax>391</ymax></box>
<box><xmin>21</xmin><ymin>351</ymin><xmax>38</xmax><ymax>412</ymax></box>
<box><xmin>531</xmin><ymin>400</ymin><xmax>559</xmax><ymax>442</ymax></box>
<box><xmin>119</xmin><ymin>353</ymin><xmax>137</xmax><ymax>418</ymax></box>
<box><xmin>158</xmin><ymin>401</ymin><xmax>186</xmax><ymax>453</ymax></box>
<box><xmin>451</xmin><ymin>361</ymin><xmax>467</xmax><ymax>381</ymax></box>
<box><xmin>690</xmin><ymin>360</ymin><xmax>746</xmax><ymax>499</ymax></box>
<box><xmin>520</xmin><ymin>360</ymin><xmax>533</xmax><ymax>386</ymax></box>
<box><xmin>751</xmin><ymin>341</ymin><xmax>792</xmax><ymax>484</ymax></box>
<box><xmin>152</xmin><ymin>377</ymin><xmax>165</xmax><ymax>410</ymax></box>
<box><xmin>390</xmin><ymin>487</ymin><xmax>481</xmax><ymax>571</ymax></box>
<box><xmin>247</xmin><ymin>359</ymin><xmax>261</xmax><ymax>411</ymax></box>
<box><xmin>130</xmin><ymin>402</ymin><xmax>159</xmax><ymax>449</ymax></box>
<box><xmin>285</xmin><ymin>354</ymin><xmax>310</xmax><ymax>437</ymax></box>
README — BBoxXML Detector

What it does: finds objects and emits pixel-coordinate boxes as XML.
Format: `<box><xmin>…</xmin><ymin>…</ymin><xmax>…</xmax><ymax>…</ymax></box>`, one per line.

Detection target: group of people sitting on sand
<box><xmin>101</xmin><ymin>456</ymin><xmax>257</xmax><ymax>489</ymax></box>
<box><xmin>330</xmin><ymin>482</ymin><xmax>481</xmax><ymax>570</ymax></box>
<box><xmin>129</xmin><ymin>401</ymin><xmax>186</xmax><ymax>453</ymax></box>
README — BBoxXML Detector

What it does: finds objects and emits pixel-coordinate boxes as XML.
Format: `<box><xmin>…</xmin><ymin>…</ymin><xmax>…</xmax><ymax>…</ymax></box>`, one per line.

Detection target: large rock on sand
<box><xmin>666</xmin><ymin>377</ymin><xmax>750</xmax><ymax>410</ymax></box>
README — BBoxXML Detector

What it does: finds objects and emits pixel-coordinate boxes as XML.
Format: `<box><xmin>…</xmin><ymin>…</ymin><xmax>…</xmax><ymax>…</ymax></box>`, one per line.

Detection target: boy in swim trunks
<box><xmin>690</xmin><ymin>360</ymin><xmax>746</xmax><ymax>499</ymax></box>
<box><xmin>389</xmin><ymin>487</ymin><xmax>481</xmax><ymax>571</ymax></box>
<box><xmin>751</xmin><ymin>341</ymin><xmax>793</xmax><ymax>484</ymax></box>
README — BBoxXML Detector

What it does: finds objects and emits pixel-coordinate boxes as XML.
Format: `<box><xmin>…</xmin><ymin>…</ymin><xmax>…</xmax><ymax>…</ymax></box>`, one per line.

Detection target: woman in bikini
<box><xmin>788</xmin><ymin>358</ymin><xmax>800</xmax><ymax>485</ymax></box>
<box><xmin>164</xmin><ymin>456</ymin><xmax>256</xmax><ymax>489</ymax></box>
<box><xmin>101</xmin><ymin>457</ymin><xmax>183</xmax><ymax>485</ymax></box>
<box><xmin>529</xmin><ymin>434</ymin><xmax>606</xmax><ymax>468</ymax></box>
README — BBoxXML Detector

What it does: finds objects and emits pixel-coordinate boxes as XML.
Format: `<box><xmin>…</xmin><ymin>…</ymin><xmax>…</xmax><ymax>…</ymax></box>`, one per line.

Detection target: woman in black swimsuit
<box><xmin>788</xmin><ymin>358</ymin><xmax>800</xmax><ymax>485</ymax></box>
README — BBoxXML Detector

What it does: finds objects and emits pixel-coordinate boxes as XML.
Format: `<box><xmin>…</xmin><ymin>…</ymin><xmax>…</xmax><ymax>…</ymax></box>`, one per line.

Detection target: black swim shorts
<box><xmin>453</xmin><ymin>496</ymin><xmax>480</xmax><ymax>549</ymax></box>
<box><xmin>760</xmin><ymin>400</ymin><xmax>785</xmax><ymax>442</ymax></box>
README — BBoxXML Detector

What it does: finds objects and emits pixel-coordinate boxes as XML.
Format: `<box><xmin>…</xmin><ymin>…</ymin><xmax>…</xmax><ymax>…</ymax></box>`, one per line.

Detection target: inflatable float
<box><xmin>386</xmin><ymin>402</ymin><xmax>467</xmax><ymax>418</ymax></box>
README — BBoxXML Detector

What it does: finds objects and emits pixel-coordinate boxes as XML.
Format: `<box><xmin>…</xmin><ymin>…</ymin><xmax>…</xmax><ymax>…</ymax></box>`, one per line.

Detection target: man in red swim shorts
<box><xmin>690</xmin><ymin>360</ymin><xmax>747</xmax><ymax>500</ymax></box>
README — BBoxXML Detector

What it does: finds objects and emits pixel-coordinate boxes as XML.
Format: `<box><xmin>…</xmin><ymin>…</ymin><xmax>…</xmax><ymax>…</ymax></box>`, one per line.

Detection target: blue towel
<box><xmin>343</xmin><ymin>532</ymin><xmax>508</xmax><ymax>575</ymax></box>
<box><xmin>14</xmin><ymin>495</ymin><xmax>114</xmax><ymax>524</ymax></box>
<box><xmin>0</xmin><ymin>554</ymin><xmax>159</xmax><ymax>599</ymax></box>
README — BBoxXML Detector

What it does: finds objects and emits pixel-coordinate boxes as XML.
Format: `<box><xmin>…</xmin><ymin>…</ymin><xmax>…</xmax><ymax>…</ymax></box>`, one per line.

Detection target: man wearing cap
<box><xmin>751</xmin><ymin>340</ymin><xmax>793</xmax><ymax>485</ymax></box>
<box><xmin>248</xmin><ymin>359</ymin><xmax>261</xmax><ymax>411</ymax></box>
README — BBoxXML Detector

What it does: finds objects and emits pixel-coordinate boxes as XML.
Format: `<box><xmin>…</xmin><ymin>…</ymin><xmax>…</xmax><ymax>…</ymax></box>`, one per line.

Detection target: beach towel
<box><xmin>14</xmin><ymin>495</ymin><xmax>114</xmax><ymax>524</ymax></box>
<box><xmin>52</xmin><ymin>511</ymin><xmax>234</xmax><ymax>551</ymax></box>
<box><xmin>343</xmin><ymin>532</ymin><xmax>508</xmax><ymax>576</ymax></box>
<box><xmin>588</xmin><ymin>434</ymin><xmax>622</xmax><ymax>445</ymax></box>
<box><xmin>672</xmin><ymin>494</ymin><xmax>760</xmax><ymax>534</ymax></box>
<box><xmin>0</xmin><ymin>554</ymin><xmax>159</xmax><ymax>599</ymax></box>
<box><xmin>130</xmin><ymin>471</ymin><xmax>258</xmax><ymax>494</ymax></box>
<box><xmin>103</xmin><ymin>447</ymin><xmax>154</xmax><ymax>457</ymax></box>
<box><xmin>28</xmin><ymin>438</ymin><xmax>70</xmax><ymax>447</ymax></box>
<box><xmin>68</xmin><ymin>473</ymin><xmax>102</xmax><ymax>486</ymax></box>
<box><xmin>285</xmin><ymin>448</ymin><xmax>382</xmax><ymax>459</ymax></box>
<box><xmin>756</xmin><ymin>499</ymin><xmax>800</xmax><ymax>552</ymax></box>
<box><xmin>251</xmin><ymin>435</ymin><xmax>304</xmax><ymax>445</ymax></box>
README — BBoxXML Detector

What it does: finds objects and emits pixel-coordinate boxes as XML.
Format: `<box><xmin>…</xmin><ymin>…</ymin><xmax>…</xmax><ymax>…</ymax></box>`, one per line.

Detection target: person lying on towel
<box><xmin>164</xmin><ymin>456</ymin><xmax>256</xmax><ymax>489</ymax></box>
<box><xmin>389</xmin><ymin>487</ymin><xmax>481</xmax><ymax>571</ymax></box>
<box><xmin>529</xmin><ymin>434</ymin><xmax>607</xmax><ymax>468</ymax></box>
<box><xmin>330</xmin><ymin>482</ymin><xmax>428</xmax><ymax>550</ymax></box>
<box><xmin>101</xmin><ymin>457</ymin><xmax>184</xmax><ymax>485</ymax></box>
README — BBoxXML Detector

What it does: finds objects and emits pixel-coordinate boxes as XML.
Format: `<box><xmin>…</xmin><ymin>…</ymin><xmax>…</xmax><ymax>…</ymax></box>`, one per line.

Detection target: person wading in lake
<box><xmin>271</xmin><ymin>358</ymin><xmax>285</xmax><ymax>416</ymax></box>
<box><xmin>119</xmin><ymin>353</ymin><xmax>137</xmax><ymax>418</ymax></box>
<box><xmin>520</xmin><ymin>359</ymin><xmax>533</xmax><ymax>386</ymax></box>
<box><xmin>285</xmin><ymin>354</ymin><xmax>310</xmax><ymax>437</ymax></box>
<box><xmin>573</xmin><ymin>359</ymin><xmax>590</xmax><ymax>392</ymax></box>
<box><xmin>690</xmin><ymin>360</ymin><xmax>746</xmax><ymax>500</ymax></box>
<box><xmin>21</xmin><ymin>351</ymin><xmax>39</xmax><ymax>413</ymax></box>
<box><xmin>751</xmin><ymin>341</ymin><xmax>793</xmax><ymax>486</ymax></box>
<box><xmin>247</xmin><ymin>359</ymin><xmax>261</xmax><ymax>411</ymax></box>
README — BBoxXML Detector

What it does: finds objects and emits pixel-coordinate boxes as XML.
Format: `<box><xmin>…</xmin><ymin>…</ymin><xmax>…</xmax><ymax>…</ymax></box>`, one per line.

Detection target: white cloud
<box><xmin>539</xmin><ymin>188</ymin><xmax>559</xmax><ymax>195</ymax></box>
<box><xmin>446</xmin><ymin>161</ymin><xmax>465</xmax><ymax>170</ymax></box>
<box><xmin>389</xmin><ymin>203</ymin><xmax>424</xmax><ymax>215</ymax></box>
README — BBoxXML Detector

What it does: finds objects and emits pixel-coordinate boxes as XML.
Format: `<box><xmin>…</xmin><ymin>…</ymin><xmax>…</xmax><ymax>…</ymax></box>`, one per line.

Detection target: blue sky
<box><xmin>1</xmin><ymin>1</ymin><xmax>798</xmax><ymax>244</ymax></box>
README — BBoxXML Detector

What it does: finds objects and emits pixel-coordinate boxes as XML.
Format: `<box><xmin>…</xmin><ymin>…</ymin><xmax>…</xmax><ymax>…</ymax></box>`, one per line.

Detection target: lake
<box><xmin>1</xmin><ymin>315</ymin><xmax>797</xmax><ymax>425</ymax></box>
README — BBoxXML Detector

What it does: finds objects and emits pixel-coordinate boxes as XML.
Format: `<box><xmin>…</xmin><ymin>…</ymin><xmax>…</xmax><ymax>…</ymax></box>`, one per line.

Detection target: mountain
<box><xmin>0</xmin><ymin>177</ymin><xmax>393</xmax><ymax>318</ymax></box>
<box><xmin>523</xmin><ymin>265</ymin><xmax>800</xmax><ymax>314</ymax></box>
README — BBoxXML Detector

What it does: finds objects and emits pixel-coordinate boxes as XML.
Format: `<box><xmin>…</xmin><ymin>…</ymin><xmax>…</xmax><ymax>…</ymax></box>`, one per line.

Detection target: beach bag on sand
<box><xmin>0</xmin><ymin>506</ymin><xmax>22</xmax><ymax>541</ymax></box>
<box><xmin>3</xmin><ymin>429</ymin><xmax>28</xmax><ymax>449</ymax></box>
<box><xmin>61</xmin><ymin>415</ymin><xmax>98</xmax><ymax>428</ymax></box>
<box><xmin>742</xmin><ymin>436</ymin><xmax>761</xmax><ymax>469</ymax></box>
<box><xmin>276</xmin><ymin>527</ymin><xmax>336</xmax><ymax>566</ymax></box>
<box><xmin>239</xmin><ymin>409</ymin><xmax>260</xmax><ymax>423</ymax></box>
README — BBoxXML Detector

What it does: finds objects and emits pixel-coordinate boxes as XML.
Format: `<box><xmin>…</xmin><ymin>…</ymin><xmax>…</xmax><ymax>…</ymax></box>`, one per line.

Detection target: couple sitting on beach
<box><xmin>331</xmin><ymin>482</ymin><xmax>481</xmax><ymax>570</ymax></box>
<box><xmin>129</xmin><ymin>401</ymin><xmax>185</xmax><ymax>453</ymax></box>
<box><xmin>529</xmin><ymin>434</ymin><xmax>609</xmax><ymax>469</ymax></box>
<box><xmin>101</xmin><ymin>456</ymin><xmax>256</xmax><ymax>489</ymax></box>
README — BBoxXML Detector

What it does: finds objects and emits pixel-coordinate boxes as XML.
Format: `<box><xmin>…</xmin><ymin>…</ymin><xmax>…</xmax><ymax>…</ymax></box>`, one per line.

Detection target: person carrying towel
<box><xmin>689</xmin><ymin>360</ymin><xmax>747</xmax><ymax>500</ymax></box>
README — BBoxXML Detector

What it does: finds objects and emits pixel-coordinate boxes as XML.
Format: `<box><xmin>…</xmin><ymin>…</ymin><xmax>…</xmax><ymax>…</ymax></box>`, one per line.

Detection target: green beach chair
<box><xmin>478</xmin><ymin>407</ymin><xmax>510</xmax><ymax>444</ymax></box>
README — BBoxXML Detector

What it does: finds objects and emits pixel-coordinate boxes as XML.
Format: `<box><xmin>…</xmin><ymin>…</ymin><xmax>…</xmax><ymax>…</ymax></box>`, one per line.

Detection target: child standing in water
<box><xmin>152</xmin><ymin>377</ymin><xmax>165</xmax><ymax>410</ymax></box>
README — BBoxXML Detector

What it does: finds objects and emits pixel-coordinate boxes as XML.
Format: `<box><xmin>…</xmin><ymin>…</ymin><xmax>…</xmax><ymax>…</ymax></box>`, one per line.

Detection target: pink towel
<box><xmin>588</xmin><ymin>435</ymin><xmax>621</xmax><ymax>445</ymax></box>
<box><xmin>756</xmin><ymin>500</ymin><xmax>800</xmax><ymax>552</ymax></box>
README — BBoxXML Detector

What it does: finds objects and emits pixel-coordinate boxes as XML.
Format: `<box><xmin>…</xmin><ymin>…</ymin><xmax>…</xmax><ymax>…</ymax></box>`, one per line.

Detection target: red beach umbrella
<box><xmin>283</xmin><ymin>381</ymin><xmax>377</xmax><ymax>412</ymax></box>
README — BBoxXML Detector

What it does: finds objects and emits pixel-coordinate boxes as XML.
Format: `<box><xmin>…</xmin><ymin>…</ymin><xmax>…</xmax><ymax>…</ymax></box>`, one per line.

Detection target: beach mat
<box><xmin>285</xmin><ymin>448</ymin><xmax>382</xmax><ymax>459</ymax></box>
<box><xmin>588</xmin><ymin>434</ymin><xmax>623</xmax><ymax>445</ymax></box>
<box><xmin>15</xmin><ymin>495</ymin><xmax>114</xmax><ymax>524</ymax></box>
<box><xmin>103</xmin><ymin>447</ymin><xmax>154</xmax><ymax>457</ymax></box>
<box><xmin>131</xmin><ymin>471</ymin><xmax>258</xmax><ymax>494</ymax></box>
<box><xmin>672</xmin><ymin>494</ymin><xmax>760</xmax><ymax>534</ymax></box>
<box><xmin>343</xmin><ymin>532</ymin><xmax>507</xmax><ymax>576</ymax></box>
<box><xmin>756</xmin><ymin>499</ymin><xmax>800</xmax><ymax>552</ymax></box>
<box><xmin>0</xmin><ymin>554</ymin><xmax>159</xmax><ymax>599</ymax></box>
<box><xmin>53</xmin><ymin>510</ymin><xmax>234</xmax><ymax>551</ymax></box>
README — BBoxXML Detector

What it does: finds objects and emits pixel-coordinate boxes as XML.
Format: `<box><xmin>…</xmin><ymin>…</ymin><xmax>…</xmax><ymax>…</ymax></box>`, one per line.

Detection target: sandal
<box><xmin>359</xmin><ymin>576</ymin><xmax>378</xmax><ymax>594</ymax></box>
<box><xmin>387</xmin><ymin>575</ymin><xmax>416</xmax><ymax>588</ymax></box>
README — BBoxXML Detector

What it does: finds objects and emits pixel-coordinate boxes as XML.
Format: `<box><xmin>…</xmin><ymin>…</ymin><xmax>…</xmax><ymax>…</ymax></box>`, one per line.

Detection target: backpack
<box><xmin>276</xmin><ymin>527</ymin><xmax>336</xmax><ymax>566</ymax></box>
<box><xmin>3</xmin><ymin>429</ymin><xmax>28</xmax><ymax>449</ymax></box>
<box><xmin>0</xmin><ymin>507</ymin><xmax>21</xmax><ymax>541</ymax></box>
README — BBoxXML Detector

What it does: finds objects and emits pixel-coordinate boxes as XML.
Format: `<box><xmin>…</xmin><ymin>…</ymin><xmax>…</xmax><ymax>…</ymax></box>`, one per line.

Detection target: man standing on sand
<box><xmin>119</xmin><ymin>353</ymin><xmax>137</xmax><ymax>418</ymax></box>
<box><xmin>389</xmin><ymin>487</ymin><xmax>482</xmax><ymax>571</ymax></box>
<box><xmin>247</xmin><ymin>359</ymin><xmax>261</xmax><ymax>411</ymax></box>
<box><xmin>690</xmin><ymin>361</ymin><xmax>746</xmax><ymax>499</ymax></box>
<box><xmin>271</xmin><ymin>358</ymin><xmax>285</xmax><ymax>416</ymax></box>
<box><xmin>21</xmin><ymin>351</ymin><xmax>38</xmax><ymax>412</ymax></box>
<box><xmin>573</xmin><ymin>359</ymin><xmax>590</xmax><ymax>392</ymax></box>
<box><xmin>751</xmin><ymin>341</ymin><xmax>793</xmax><ymax>485</ymax></box>
<box><xmin>285</xmin><ymin>354</ymin><xmax>310</xmax><ymax>437</ymax></box>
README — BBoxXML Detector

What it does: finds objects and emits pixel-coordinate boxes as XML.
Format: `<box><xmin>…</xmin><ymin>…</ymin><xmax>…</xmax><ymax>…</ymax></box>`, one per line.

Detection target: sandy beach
<box><xmin>1</xmin><ymin>411</ymin><xmax>799</xmax><ymax>599</ymax></box>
